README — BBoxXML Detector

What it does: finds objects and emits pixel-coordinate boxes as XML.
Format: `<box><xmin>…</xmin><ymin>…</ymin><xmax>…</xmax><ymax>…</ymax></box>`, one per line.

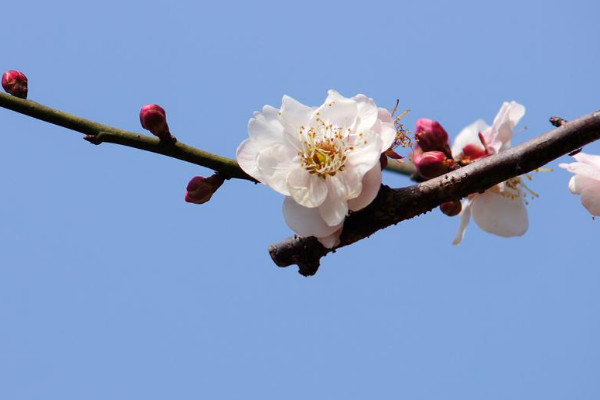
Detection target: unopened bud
<box><xmin>140</xmin><ymin>104</ymin><xmax>173</xmax><ymax>142</ymax></box>
<box><xmin>440</xmin><ymin>199</ymin><xmax>462</xmax><ymax>216</ymax></box>
<box><xmin>2</xmin><ymin>70</ymin><xmax>28</xmax><ymax>98</ymax></box>
<box><xmin>413</xmin><ymin>150</ymin><xmax>449</xmax><ymax>179</ymax></box>
<box><xmin>415</xmin><ymin>118</ymin><xmax>451</xmax><ymax>156</ymax></box>
<box><xmin>461</xmin><ymin>144</ymin><xmax>487</xmax><ymax>161</ymax></box>
<box><xmin>185</xmin><ymin>173</ymin><xmax>225</xmax><ymax>204</ymax></box>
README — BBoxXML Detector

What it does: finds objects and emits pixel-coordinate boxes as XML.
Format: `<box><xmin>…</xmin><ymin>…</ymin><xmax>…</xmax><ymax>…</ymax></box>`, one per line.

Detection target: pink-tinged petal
<box><xmin>248</xmin><ymin>107</ymin><xmax>284</xmax><ymax>144</ymax></box>
<box><xmin>286</xmin><ymin>167</ymin><xmax>328</xmax><ymax>208</ymax></box>
<box><xmin>236</xmin><ymin>139</ymin><xmax>262</xmax><ymax>180</ymax></box>
<box><xmin>573</xmin><ymin>152</ymin><xmax>600</xmax><ymax>170</ymax></box>
<box><xmin>318</xmin><ymin>176</ymin><xmax>350</xmax><ymax>226</ymax></box>
<box><xmin>471</xmin><ymin>191</ymin><xmax>528</xmax><ymax>237</ymax></box>
<box><xmin>256</xmin><ymin>144</ymin><xmax>296</xmax><ymax>195</ymax></box>
<box><xmin>353</xmin><ymin>94</ymin><xmax>379</xmax><ymax>132</ymax></box>
<box><xmin>345</xmin><ymin>138</ymin><xmax>381</xmax><ymax>176</ymax></box>
<box><xmin>374</xmin><ymin>108</ymin><xmax>397</xmax><ymax>152</ymax></box>
<box><xmin>559</xmin><ymin>161</ymin><xmax>600</xmax><ymax>181</ymax></box>
<box><xmin>347</xmin><ymin>164</ymin><xmax>382</xmax><ymax>211</ymax></box>
<box><xmin>452</xmin><ymin>198</ymin><xmax>472</xmax><ymax>245</ymax></box>
<box><xmin>580</xmin><ymin>182</ymin><xmax>600</xmax><ymax>216</ymax></box>
<box><xmin>451</xmin><ymin>119</ymin><xmax>489</xmax><ymax>158</ymax></box>
<box><xmin>317</xmin><ymin>92</ymin><xmax>358</xmax><ymax>129</ymax></box>
<box><xmin>488</xmin><ymin>101</ymin><xmax>525</xmax><ymax>153</ymax></box>
<box><xmin>564</xmin><ymin>174</ymin><xmax>598</xmax><ymax>195</ymax></box>
<box><xmin>283</xmin><ymin>197</ymin><xmax>342</xmax><ymax>238</ymax></box>
<box><xmin>317</xmin><ymin>226</ymin><xmax>343</xmax><ymax>249</ymax></box>
<box><xmin>280</xmin><ymin>95</ymin><xmax>314</xmax><ymax>128</ymax></box>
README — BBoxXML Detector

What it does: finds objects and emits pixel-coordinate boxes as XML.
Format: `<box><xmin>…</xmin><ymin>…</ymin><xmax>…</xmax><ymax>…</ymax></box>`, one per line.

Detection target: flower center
<box><xmin>298</xmin><ymin>117</ymin><xmax>357</xmax><ymax>178</ymax></box>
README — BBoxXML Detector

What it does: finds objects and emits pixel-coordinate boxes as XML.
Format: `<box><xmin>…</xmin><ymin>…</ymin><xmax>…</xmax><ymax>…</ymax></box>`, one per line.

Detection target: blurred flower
<box><xmin>559</xmin><ymin>153</ymin><xmax>600</xmax><ymax>216</ymax></box>
<box><xmin>185</xmin><ymin>173</ymin><xmax>225</xmax><ymax>204</ymax></box>
<box><xmin>451</xmin><ymin>101</ymin><xmax>530</xmax><ymax>244</ymax></box>
<box><xmin>2</xmin><ymin>70</ymin><xmax>28</xmax><ymax>98</ymax></box>
<box><xmin>139</xmin><ymin>104</ymin><xmax>173</xmax><ymax>141</ymax></box>
<box><xmin>236</xmin><ymin>90</ymin><xmax>396</xmax><ymax>248</ymax></box>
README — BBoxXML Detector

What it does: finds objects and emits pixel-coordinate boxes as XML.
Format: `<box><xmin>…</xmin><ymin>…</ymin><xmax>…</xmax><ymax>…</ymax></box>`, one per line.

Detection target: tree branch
<box><xmin>270</xmin><ymin>109</ymin><xmax>600</xmax><ymax>276</ymax></box>
<box><xmin>0</xmin><ymin>92</ymin><xmax>415</xmax><ymax>180</ymax></box>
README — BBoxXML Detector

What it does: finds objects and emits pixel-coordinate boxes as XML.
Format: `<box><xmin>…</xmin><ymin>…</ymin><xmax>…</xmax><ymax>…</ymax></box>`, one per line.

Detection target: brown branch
<box><xmin>0</xmin><ymin>92</ymin><xmax>415</xmax><ymax>180</ymax></box>
<box><xmin>270</xmin><ymin>109</ymin><xmax>600</xmax><ymax>276</ymax></box>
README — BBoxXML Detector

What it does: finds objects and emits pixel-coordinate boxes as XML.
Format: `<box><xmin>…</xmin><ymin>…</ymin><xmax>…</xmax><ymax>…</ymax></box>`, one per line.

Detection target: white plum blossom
<box><xmin>559</xmin><ymin>153</ymin><xmax>600</xmax><ymax>216</ymax></box>
<box><xmin>452</xmin><ymin>101</ymin><xmax>530</xmax><ymax>244</ymax></box>
<box><xmin>237</xmin><ymin>90</ymin><xmax>396</xmax><ymax>248</ymax></box>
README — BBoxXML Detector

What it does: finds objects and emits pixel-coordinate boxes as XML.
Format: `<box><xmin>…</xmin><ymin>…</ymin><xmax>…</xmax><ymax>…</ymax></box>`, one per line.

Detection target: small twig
<box><xmin>270</xmin><ymin>110</ymin><xmax>600</xmax><ymax>275</ymax></box>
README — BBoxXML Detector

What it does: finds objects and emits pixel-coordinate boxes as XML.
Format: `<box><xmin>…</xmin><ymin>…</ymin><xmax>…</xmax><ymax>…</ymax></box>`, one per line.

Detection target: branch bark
<box><xmin>270</xmin><ymin>110</ymin><xmax>600</xmax><ymax>276</ymax></box>
<box><xmin>0</xmin><ymin>92</ymin><xmax>416</xmax><ymax>180</ymax></box>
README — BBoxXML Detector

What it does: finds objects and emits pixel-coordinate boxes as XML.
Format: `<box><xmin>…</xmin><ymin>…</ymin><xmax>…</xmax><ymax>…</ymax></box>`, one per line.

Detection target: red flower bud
<box><xmin>440</xmin><ymin>199</ymin><xmax>462</xmax><ymax>217</ymax></box>
<box><xmin>415</xmin><ymin>118</ymin><xmax>451</xmax><ymax>156</ymax></box>
<box><xmin>140</xmin><ymin>104</ymin><xmax>173</xmax><ymax>141</ymax></box>
<box><xmin>413</xmin><ymin>150</ymin><xmax>449</xmax><ymax>179</ymax></box>
<box><xmin>461</xmin><ymin>144</ymin><xmax>487</xmax><ymax>161</ymax></box>
<box><xmin>185</xmin><ymin>173</ymin><xmax>225</xmax><ymax>204</ymax></box>
<box><xmin>2</xmin><ymin>70</ymin><xmax>28</xmax><ymax>99</ymax></box>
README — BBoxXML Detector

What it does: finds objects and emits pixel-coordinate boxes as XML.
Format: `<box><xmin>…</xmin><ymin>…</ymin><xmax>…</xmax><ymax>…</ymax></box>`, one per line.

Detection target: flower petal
<box><xmin>452</xmin><ymin>198</ymin><xmax>472</xmax><ymax>245</ymax></box>
<box><xmin>573</xmin><ymin>152</ymin><xmax>600</xmax><ymax>170</ymax></box>
<box><xmin>375</xmin><ymin>107</ymin><xmax>397</xmax><ymax>152</ymax></box>
<box><xmin>488</xmin><ymin>101</ymin><xmax>525</xmax><ymax>153</ymax></box>
<box><xmin>286</xmin><ymin>167</ymin><xmax>328</xmax><ymax>208</ymax></box>
<box><xmin>248</xmin><ymin>105</ymin><xmax>284</xmax><ymax>144</ymax></box>
<box><xmin>283</xmin><ymin>196</ymin><xmax>342</xmax><ymax>238</ymax></box>
<box><xmin>256</xmin><ymin>144</ymin><xmax>297</xmax><ymax>195</ymax></box>
<box><xmin>471</xmin><ymin>190</ymin><xmax>528</xmax><ymax>237</ymax></box>
<box><xmin>236</xmin><ymin>138</ymin><xmax>262</xmax><ymax>180</ymax></box>
<box><xmin>352</xmin><ymin>94</ymin><xmax>379</xmax><ymax>132</ymax></box>
<box><xmin>317</xmin><ymin>91</ymin><xmax>358</xmax><ymax>129</ymax></box>
<box><xmin>317</xmin><ymin>226</ymin><xmax>343</xmax><ymax>248</ymax></box>
<box><xmin>347</xmin><ymin>164</ymin><xmax>382</xmax><ymax>211</ymax></box>
<box><xmin>451</xmin><ymin>119</ymin><xmax>489</xmax><ymax>158</ymax></box>
<box><xmin>580</xmin><ymin>182</ymin><xmax>600</xmax><ymax>216</ymax></box>
<box><xmin>559</xmin><ymin>161</ymin><xmax>600</xmax><ymax>181</ymax></box>
<box><xmin>318</xmin><ymin>176</ymin><xmax>350</xmax><ymax>226</ymax></box>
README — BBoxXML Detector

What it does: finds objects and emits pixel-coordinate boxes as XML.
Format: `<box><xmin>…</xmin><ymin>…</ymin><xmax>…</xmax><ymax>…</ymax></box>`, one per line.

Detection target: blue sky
<box><xmin>1</xmin><ymin>0</ymin><xmax>599</xmax><ymax>399</ymax></box>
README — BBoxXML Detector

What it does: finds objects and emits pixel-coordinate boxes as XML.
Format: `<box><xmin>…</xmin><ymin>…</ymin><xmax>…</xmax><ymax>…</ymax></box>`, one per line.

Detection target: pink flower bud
<box><xmin>415</xmin><ymin>118</ymin><xmax>451</xmax><ymax>156</ymax></box>
<box><xmin>413</xmin><ymin>150</ymin><xmax>449</xmax><ymax>179</ymax></box>
<box><xmin>2</xmin><ymin>70</ymin><xmax>28</xmax><ymax>99</ymax></box>
<box><xmin>140</xmin><ymin>104</ymin><xmax>172</xmax><ymax>141</ymax></box>
<box><xmin>461</xmin><ymin>144</ymin><xmax>487</xmax><ymax>161</ymax></box>
<box><xmin>440</xmin><ymin>199</ymin><xmax>462</xmax><ymax>217</ymax></box>
<box><xmin>185</xmin><ymin>173</ymin><xmax>225</xmax><ymax>204</ymax></box>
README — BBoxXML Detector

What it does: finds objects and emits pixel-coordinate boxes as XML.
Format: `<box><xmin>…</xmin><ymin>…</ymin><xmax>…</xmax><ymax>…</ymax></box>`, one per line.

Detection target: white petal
<box><xmin>559</xmin><ymin>161</ymin><xmax>600</xmax><ymax>181</ymax></box>
<box><xmin>280</xmin><ymin>95</ymin><xmax>313</xmax><ymax>127</ymax></box>
<box><xmin>375</xmin><ymin>107</ymin><xmax>397</xmax><ymax>152</ymax></box>
<box><xmin>236</xmin><ymin>139</ymin><xmax>262</xmax><ymax>180</ymax></box>
<box><xmin>318</xmin><ymin>176</ymin><xmax>349</xmax><ymax>226</ymax></box>
<box><xmin>317</xmin><ymin>226</ymin><xmax>343</xmax><ymax>249</ymax></box>
<box><xmin>345</xmin><ymin>137</ymin><xmax>381</xmax><ymax>177</ymax></box>
<box><xmin>347</xmin><ymin>164</ymin><xmax>382</xmax><ymax>211</ymax></box>
<box><xmin>452</xmin><ymin>198</ymin><xmax>472</xmax><ymax>245</ymax></box>
<box><xmin>283</xmin><ymin>196</ymin><xmax>342</xmax><ymax>238</ymax></box>
<box><xmin>566</xmin><ymin>174</ymin><xmax>598</xmax><ymax>194</ymax></box>
<box><xmin>286</xmin><ymin>167</ymin><xmax>328</xmax><ymax>208</ymax></box>
<box><xmin>580</xmin><ymin>182</ymin><xmax>600</xmax><ymax>216</ymax></box>
<box><xmin>488</xmin><ymin>101</ymin><xmax>525</xmax><ymax>153</ymax></box>
<box><xmin>573</xmin><ymin>152</ymin><xmax>600</xmax><ymax>170</ymax></box>
<box><xmin>248</xmin><ymin>106</ymin><xmax>284</xmax><ymax>144</ymax></box>
<box><xmin>317</xmin><ymin>93</ymin><xmax>358</xmax><ymax>129</ymax></box>
<box><xmin>353</xmin><ymin>94</ymin><xmax>379</xmax><ymax>132</ymax></box>
<box><xmin>451</xmin><ymin>119</ymin><xmax>489</xmax><ymax>158</ymax></box>
<box><xmin>471</xmin><ymin>190</ymin><xmax>528</xmax><ymax>237</ymax></box>
<box><xmin>256</xmin><ymin>144</ymin><xmax>296</xmax><ymax>195</ymax></box>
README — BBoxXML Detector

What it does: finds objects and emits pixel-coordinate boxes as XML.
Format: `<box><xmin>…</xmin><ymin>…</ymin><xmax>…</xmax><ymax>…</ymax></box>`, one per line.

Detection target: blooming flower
<box><xmin>451</xmin><ymin>101</ymin><xmax>529</xmax><ymax>244</ymax></box>
<box><xmin>559</xmin><ymin>153</ymin><xmax>600</xmax><ymax>216</ymax></box>
<box><xmin>236</xmin><ymin>90</ymin><xmax>396</xmax><ymax>248</ymax></box>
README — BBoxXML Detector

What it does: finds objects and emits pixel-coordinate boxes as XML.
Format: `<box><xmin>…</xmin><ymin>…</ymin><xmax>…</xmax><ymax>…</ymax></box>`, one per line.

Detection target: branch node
<box><xmin>83</xmin><ymin>134</ymin><xmax>101</xmax><ymax>145</ymax></box>
<box><xmin>549</xmin><ymin>116</ymin><xmax>567</xmax><ymax>127</ymax></box>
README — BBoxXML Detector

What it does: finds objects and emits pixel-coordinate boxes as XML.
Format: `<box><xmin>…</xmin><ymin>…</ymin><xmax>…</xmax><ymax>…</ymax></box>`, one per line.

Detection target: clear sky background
<box><xmin>1</xmin><ymin>0</ymin><xmax>599</xmax><ymax>399</ymax></box>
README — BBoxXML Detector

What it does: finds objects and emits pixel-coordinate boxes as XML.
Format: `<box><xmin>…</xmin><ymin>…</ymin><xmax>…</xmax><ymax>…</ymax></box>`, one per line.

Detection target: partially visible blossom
<box><xmin>140</xmin><ymin>104</ymin><xmax>173</xmax><ymax>141</ymax></box>
<box><xmin>236</xmin><ymin>90</ymin><xmax>396</xmax><ymax>248</ymax></box>
<box><xmin>185</xmin><ymin>173</ymin><xmax>225</xmax><ymax>204</ymax></box>
<box><xmin>2</xmin><ymin>70</ymin><xmax>28</xmax><ymax>98</ymax></box>
<box><xmin>452</xmin><ymin>101</ymin><xmax>529</xmax><ymax>244</ymax></box>
<box><xmin>559</xmin><ymin>153</ymin><xmax>600</xmax><ymax>216</ymax></box>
